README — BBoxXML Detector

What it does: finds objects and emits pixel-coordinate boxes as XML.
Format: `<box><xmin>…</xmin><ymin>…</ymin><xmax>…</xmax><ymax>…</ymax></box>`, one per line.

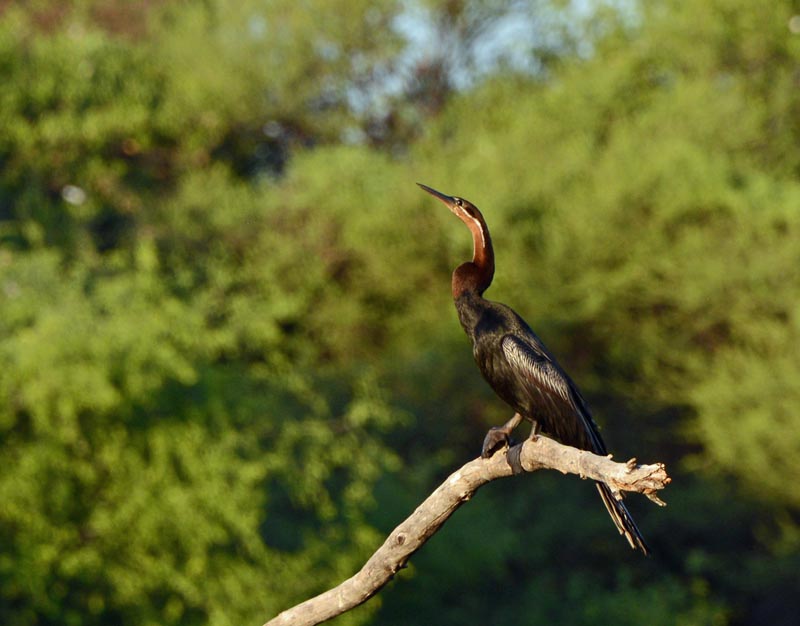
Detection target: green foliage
<box><xmin>1</xmin><ymin>0</ymin><xmax>799</xmax><ymax>625</ymax></box>
<box><xmin>411</xmin><ymin>0</ymin><xmax>800</xmax><ymax>507</ymax></box>
<box><xmin>0</xmin><ymin>245</ymin><xmax>399</xmax><ymax>625</ymax></box>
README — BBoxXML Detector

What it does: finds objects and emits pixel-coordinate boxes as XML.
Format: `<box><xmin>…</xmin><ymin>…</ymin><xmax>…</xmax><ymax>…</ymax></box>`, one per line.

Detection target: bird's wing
<box><xmin>500</xmin><ymin>334</ymin><xmax>571</xmax><ymax>402</ymax></box>
<box><xmin>500</xmin><ymin>334</ymin><xmax>606</xmax><ymax>454</ymax></box>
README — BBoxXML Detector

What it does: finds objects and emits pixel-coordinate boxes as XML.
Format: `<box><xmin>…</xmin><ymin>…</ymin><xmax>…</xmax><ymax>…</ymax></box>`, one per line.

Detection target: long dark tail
<box><xmin>596</xmin><ymin>482</ymin><xmax>650</xmax><ymax>555</ymax></box>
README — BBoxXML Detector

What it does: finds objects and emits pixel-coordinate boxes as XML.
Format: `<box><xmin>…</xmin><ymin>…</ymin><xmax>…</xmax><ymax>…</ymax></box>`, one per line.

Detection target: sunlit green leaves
<box><xmin>1</xmin><ymin>0</ymin><xmax>800</xmax><ymax>625</ymax></box>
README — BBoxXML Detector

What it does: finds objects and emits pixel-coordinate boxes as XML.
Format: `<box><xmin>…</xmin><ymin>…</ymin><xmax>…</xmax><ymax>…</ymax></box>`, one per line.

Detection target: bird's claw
<box><xmin>481</xmin><ymin>426</ymin><xmax>511</xmax><ymax>458</ymax></box>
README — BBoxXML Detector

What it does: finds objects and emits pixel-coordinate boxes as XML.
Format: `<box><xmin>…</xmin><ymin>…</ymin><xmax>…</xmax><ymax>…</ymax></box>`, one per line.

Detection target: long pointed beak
<box><xmin>417</xmin><ymin>182</ymin><xmax>456</xmax><ymax>208</ymax></box>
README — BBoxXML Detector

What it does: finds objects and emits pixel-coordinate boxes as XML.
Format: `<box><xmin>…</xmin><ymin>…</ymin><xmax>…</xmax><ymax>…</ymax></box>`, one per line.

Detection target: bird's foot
<box><xmin>481</xmin><ymin>426</ymin><xmax>511</xmax><ymax>458</ymax></box>
<box><xmin>481</xmin><ymin>413</ymin><xmax>524</xmax><ymax>458</ymax></box>
<box><xmin>528</xmin><ymin>420</ymin><xmax>541</xmax><ymax>442</ymax></box>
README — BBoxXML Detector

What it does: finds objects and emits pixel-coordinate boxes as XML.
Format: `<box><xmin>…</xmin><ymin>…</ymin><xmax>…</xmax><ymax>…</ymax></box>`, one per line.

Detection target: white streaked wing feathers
<box><xmin>501</xmin><ymin>335</ymin><xmax>570</xmax><ymax>402</ymax></box>
<box><xmin>501</xmin><ymin>334</ymin><xmax>606</xmax><ymax>454</ymax></box>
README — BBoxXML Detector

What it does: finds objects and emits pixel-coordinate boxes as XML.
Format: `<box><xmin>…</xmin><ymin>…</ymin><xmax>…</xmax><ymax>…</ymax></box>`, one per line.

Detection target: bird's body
<box><xmin>419</xmin><ymin>182</ymin><xmax>649</xmax><ymax>554</ymax></box>
<box><xmin>455</xmin><ymin>290</ymin><xmax>603</xmax><ymax>453</ymax></box>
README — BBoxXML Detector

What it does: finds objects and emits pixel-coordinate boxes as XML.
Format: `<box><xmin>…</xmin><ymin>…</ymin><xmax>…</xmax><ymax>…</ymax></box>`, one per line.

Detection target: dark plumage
<box><xmin>419</xmin><ymin>183</ymin><xmax>649</xmax><ymax>554</ymax></box>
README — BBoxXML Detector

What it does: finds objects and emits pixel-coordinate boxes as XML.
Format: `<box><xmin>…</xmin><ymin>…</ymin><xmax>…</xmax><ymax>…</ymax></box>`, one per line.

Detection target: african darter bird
<box><xmin>418</xmin><ymin>183</ymin><xmax>649</xmax><ymax>554</ymax></box>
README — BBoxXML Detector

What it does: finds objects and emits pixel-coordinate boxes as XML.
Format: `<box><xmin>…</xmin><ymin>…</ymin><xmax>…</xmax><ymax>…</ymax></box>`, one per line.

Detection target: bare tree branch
<box><xmin>263</xmin><ymin>436</ymin><xmax>670</xmax><ymax>626</ymax></box>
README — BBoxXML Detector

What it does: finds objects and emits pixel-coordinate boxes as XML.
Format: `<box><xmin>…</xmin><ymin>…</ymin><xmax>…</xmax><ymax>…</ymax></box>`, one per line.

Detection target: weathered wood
<box><xmin>264</xmin><ymin>436</ymin><xmax>670</xmax><ymax>626</ymax></box>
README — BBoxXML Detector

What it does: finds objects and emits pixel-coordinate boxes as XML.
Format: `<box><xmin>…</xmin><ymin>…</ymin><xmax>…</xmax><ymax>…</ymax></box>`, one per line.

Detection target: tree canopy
<box><xmin>1</xmin><ymin>1</ymin><xmax>799</xmax><ymax>625</ymax></box>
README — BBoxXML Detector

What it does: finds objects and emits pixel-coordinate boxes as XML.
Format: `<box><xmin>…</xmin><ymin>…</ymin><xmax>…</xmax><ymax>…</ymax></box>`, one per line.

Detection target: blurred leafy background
<box><xmin>1</xmin><ymin>0</ymin><xmax>799</xmax><ymax>624</ymax></box>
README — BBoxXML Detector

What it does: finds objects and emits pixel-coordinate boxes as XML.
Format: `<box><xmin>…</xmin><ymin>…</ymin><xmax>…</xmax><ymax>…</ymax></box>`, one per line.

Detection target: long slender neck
<box><xmin>452</xmin><ymin>215</ymin><xmax>494</xmax><ymax>299</ymax></box>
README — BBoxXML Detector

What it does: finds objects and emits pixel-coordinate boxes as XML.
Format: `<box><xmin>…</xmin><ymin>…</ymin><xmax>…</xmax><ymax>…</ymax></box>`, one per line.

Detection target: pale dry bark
<box><xmin>264</xmin><ymin>436</ymin><xmax>670</xmax><ymax>626</ymax></box>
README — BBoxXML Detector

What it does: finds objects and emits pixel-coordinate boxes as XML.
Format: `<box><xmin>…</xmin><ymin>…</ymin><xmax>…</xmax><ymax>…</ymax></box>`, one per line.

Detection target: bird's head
<box><xmin>417</xmin><ymin>183</ymin><xmax>489</xmax><ymax>251</ymax></box>
<box><xmin>417</xmin><ymin>183</ymin><xmax>481</xmax><ymax>222</ymax></box>
<box><xmin>417</xmin><ymin>182</ymin><xmax>495</xmax><ymax>297</ymax></box>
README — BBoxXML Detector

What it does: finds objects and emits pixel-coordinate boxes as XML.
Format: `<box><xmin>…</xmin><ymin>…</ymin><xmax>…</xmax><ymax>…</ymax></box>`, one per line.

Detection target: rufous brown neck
<box><xmin>415</xmin><ymin>183</ymin><xmax>495</xmax><ymax>298</ymax></box>
<box><xmin>452</xmin><ymin>213</ymin><xmax>494</xmax><ymax>298</ymax></box>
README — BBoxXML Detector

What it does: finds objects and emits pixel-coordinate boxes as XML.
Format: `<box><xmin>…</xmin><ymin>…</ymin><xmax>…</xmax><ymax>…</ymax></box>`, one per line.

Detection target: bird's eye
<box><xmin>454</xmin><ymin>198</ymin><xmax>463</xmax><ymax>207</ymax></box>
